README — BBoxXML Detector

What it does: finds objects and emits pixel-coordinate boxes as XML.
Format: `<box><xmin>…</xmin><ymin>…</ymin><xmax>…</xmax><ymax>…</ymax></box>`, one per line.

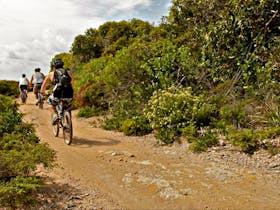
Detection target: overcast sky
<box><xmin>0</xmin><ymin>0</ymin><xmax>171</xmax><ymax>81</ymax></box>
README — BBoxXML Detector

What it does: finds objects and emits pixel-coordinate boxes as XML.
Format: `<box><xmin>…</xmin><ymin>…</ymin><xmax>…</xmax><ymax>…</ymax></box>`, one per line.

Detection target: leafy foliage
<box><xmin>0</xmin><ymin>94</ymin><xmax>56</xmax><ymax>207</ymax></box>
<box><xmin>77</xmin><ymin>106</ymin><xmax>103</xmax><ymax>118</ymax></box>
<box><xmin>121</xmin><ymin>116</ymin><xmax>152</xmax><ymax>136</ymax></box>
<box><xmin>71</xmin><ymin>19</ymin><xmax>154</xmax><ymax>64</ymax></box>
<box><xmin>144</xmin><ymin>86</ymin><xmax>215</xmax><ymax>143</ymax></box>
<box><xmin>228</xmin><ymin>127</ymin><xmax>280</xmax><ymax>154</ymax></box>
<box><xmin>0</xmin><ymin>176</ymin><xmax>43</xmax><ymax>208</ymax></box>
<box><xmin>189</xmin><ymin>129</ymin><xmax>219</xmax><ymax>153</ymax></box>
<box><xmin>49</xmin><ymin>0</ymin><xmax>280</xmax><ymax>154</ymax></box>
<box><xmin>0</xmin><ymin>80</ymin><xmax>19</xmax><ymax>97</ymax></box>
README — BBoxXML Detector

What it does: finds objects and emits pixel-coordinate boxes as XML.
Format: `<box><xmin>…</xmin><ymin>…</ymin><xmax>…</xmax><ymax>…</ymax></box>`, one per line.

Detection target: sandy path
<box><xmin>19</xmin><ymin>93</ymin><xmax>280</xmax><ymax>209</ymax></box>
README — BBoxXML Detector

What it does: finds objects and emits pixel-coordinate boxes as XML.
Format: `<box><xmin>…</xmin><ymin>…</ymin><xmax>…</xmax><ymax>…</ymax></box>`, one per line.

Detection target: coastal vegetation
<box><xmin>52</xmin><ymin>0</ymin><xmax>280</xmax><ymax>154</ymax></box>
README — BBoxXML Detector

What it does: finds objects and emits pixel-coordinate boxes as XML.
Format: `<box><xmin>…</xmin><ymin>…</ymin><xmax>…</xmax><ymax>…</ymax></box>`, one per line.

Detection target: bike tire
<box><xmin>38</xmin><ymin>94</ymin><xmax>44</xmax><ymax>109</ymax></box>
<box><xmin>21</xmin><ymin>91</ymin><xmax>27</xmax><ymax>103</ymax></box>
<box><xmin>63</xmin><ymin>111</ymin><xmax>73</xmax><ymax>145</ymax></box>
<box><xmin>51</xmin><ymin>114</ymin><xmax>59</xmax><ymax>137</ymax></box>
<box><xmin>39</xmin><ymin>101</ymin><xmax>43</xmax><ymax>109</ymax></box>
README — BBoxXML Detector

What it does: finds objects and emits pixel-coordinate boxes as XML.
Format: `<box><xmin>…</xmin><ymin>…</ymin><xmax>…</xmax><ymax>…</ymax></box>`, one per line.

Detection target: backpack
<box><xmin>53</xmin><ymin>69</ymin><xmax>72</xmax><ymax>88</ymax></box>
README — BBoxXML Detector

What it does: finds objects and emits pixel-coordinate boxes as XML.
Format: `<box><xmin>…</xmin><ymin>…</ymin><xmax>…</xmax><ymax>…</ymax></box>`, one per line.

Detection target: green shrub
<box><xmin>102</xmin><ymin>117</ymin><xmax>121</xmax><ymax>131</ymax></box>
<box><xmin>189</xmin><ymin>129</ymin><xmax>219</xmax><ymax>153</ymax></box>
<box><xmin>121</xmin><ymin>116</ymin><xmax>152</xmax><ymax>136</ymax></box>
<box><xmin>0</xmin><ymin>94</ymin><xmax>56</xmax><ymax>208</ymax></box>
<box><xmin>228</xmin><ymin>127</ymin><xmax>280</xmax><ymax>155</ymax></box>
<box><xmin>155</xmin><ymin>127</ymin><xmax>179</xmax><ymax>144</ymax></box>
<box><xmin>0</xmin><ymin>80</ymin><xmax>19</xmax><ymax>97</ymax></box>
<box><xmin>181</xmin><ymin>124</ymin><xmax>198</xmax><ymax>143</ymax></box>
<box><xmin>264</xmin><ymin>142</ymin><xmax>280</xmax><ymax>156</ymax></box>
<box><xmin>268</xmin><ymin>107</ymin><xmax>280</xmax><ymax>127</ymax></box>
<box><xmin>144</xmin><ymin>86</ymin><xmax>215</xmax><ymax>143</ymax></box>
<box><xmin>0</xmin><ymin>94</ymin><xmax>18</xmax><ymax>112</ymax></box>
<box><xmin>77</xmin><ymin>106</ymin><xmax>102</xmax><ymax>118</ymax></box>
<box><xmin>228</xmin><ymin>129</ymin><xmax>260</xmax><ymax>154</ymax></box>
<box><xmin>0</xmin><ymin>176</ymin><xmax>42</xmax><ymax>208</ymax></box>
<box><xmin>0</xmin><ymin>112</ymin><xmax>22</xmax><ymax>137</ymax></box>
<box><xmin>219</xmin><ymin>101</ymin><xmax>249</xmax><ymax>128</ymax></box>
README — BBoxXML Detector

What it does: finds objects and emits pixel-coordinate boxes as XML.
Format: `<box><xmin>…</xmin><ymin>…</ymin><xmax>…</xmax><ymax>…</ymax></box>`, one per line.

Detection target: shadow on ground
<box><xmin>71</xmin><ymin>136</ymin><xmax>120</xmax><ymax>148</ymax></box>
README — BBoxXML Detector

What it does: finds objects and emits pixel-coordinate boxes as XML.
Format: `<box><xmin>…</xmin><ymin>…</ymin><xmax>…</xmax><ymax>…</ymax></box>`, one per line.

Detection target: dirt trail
<box><xmin>19</xmin><ymin>93</ymin><xmax>280</xmax><ymax>210</ymax></box>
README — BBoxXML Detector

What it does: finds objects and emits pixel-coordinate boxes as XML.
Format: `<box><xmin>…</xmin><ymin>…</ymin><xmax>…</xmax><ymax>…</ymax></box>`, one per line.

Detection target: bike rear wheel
<box><xmin>51</xmin><ymin>114</ymin><xmax>59</xmax><ymax>137</ymax></box>
<box><xmin>21</xmin><ymin>91</ymin><xmax>27</xmax><ymax>103</ymax></box>
<box><xmin>38</xmin><ymin>93</ymin><xmax>44</xmax><ymax>109</ymax></box>
<box><xmin>63</xmin><ymin>111</ymin><xmax>72</xmax><ymax>145</ymax></box>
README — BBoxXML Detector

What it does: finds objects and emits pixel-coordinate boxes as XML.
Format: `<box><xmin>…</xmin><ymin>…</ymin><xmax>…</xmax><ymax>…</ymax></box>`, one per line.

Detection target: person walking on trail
<box><xmin>40</xmin><ymin>58</ymin><xmax>74</xmax><ymax>124</ymax></box>
<box><xmin>29</xmin><ymin>67</ymin><xmax>45</xmax><ymax>105</ymax></box>
<box><xmin>19</xmin><ymin>73</ymin><xmax>29</xmax><ymax>99</ymax></box>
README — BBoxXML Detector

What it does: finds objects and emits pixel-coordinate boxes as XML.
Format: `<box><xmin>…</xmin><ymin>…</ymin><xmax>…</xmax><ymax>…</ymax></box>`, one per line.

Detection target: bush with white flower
<box><xmin>144</xmin><ymin>86</ymin><xmax>215</xmax><ymax>143</ymax></box>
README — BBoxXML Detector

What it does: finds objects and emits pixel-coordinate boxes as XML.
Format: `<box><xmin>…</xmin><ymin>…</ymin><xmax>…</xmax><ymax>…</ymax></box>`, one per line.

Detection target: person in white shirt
<box><xmin>29</xmin><ymin>68</ymin><xmax>45</xmax><ymax>105</ymax></box>
<box><xmin>19</xmin><ymin>74</ymin><xmax>29</xmax><ymax>101</ymax></box>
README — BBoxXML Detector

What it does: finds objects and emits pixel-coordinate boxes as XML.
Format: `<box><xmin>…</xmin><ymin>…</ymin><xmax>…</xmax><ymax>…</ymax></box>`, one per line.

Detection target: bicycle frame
<box><xmin>52</xmin><ymin>98</ymin><xmax>73</xmax><ymax>145</ymax></box>
<box><xmin>56</xmin><ymin>98</ymin><xmax>71</xmax><ymax>120</ymax></box>
<box><xmin>37</xmin><ymin>89</ymin><xmax>44</xmax><ymax>109</ymax></box>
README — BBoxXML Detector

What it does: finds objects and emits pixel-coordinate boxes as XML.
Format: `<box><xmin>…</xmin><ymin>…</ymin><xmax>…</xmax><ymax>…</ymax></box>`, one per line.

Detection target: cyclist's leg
<box><xmin>37</xmin><ymin>84</ymin><xmax>42</xmax><ymax>96</ymax></box>
<box><xmin>23</xmin><ymin>86</ymin><xmax>27</xmax><ymax>98</ymax></box>
<box><xmin>37</xmin><ymin>84</ymin><xmax>44</xmax><ymax>108</ymax></box>
<box><xmin>33</xmin><ymin>84</ymin><xmax>39</xmax><ymax>105</ymax></box>
<box><xmin>20</xmin><ymin>85</ymin><xmax>28</xmax><ymax>103</ymax></box>
<box><xmin>33</xmin><ymin>84</ymin><xmax>38</xmax><ymax>99</ymax></box>
<box><xmin>19</xmin><ymin>85</ymin><xmax>23</xmax><ymax>99</ymax></box>
<box><xmin>47</xmin><ymin>94</ymin><xmax>59</xmax><ymax>124</ymax></box>
<box><xmin>19</xmin><ymin>85</ymin><xmax>25</xmax><ymax>100</ymax></box>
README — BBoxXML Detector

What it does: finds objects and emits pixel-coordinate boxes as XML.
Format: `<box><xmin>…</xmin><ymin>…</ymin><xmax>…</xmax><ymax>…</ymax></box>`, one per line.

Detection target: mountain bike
<box><xmin>51</xmin><ymin>98</ymin><xmax>73</xmax><ymax>145</ymax></box>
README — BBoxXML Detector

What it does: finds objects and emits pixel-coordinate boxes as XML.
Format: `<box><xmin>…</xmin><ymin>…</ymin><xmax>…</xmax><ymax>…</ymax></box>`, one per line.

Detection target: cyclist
<box><xmin>40</xmin><ymin>59</ymin><xmax>74</xmax><ymax>124</ymax></box>
<box><xmin>19</xmin><ymin>73</ymin><xmax>29</xmax><ymax>101</ymax></box>
<box><xmin>29</xmin><ymin>67</ymin><xmax>45</xmax><ymax>105</ymax></box>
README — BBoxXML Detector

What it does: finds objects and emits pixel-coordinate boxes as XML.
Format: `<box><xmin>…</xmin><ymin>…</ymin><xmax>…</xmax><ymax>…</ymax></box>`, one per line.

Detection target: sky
<box><xmin>0</xmin><ymin>0</ymin><xmax>171</xmax><ymax>81</ymax></box>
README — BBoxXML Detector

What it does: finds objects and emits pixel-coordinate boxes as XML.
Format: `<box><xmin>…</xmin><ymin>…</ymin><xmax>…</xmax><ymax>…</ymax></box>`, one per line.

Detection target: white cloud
<box><xmin>69</xmin><ymin>0</ymin><xmax>152</xmax><ymax>18</ymax></box>
<box><xmin>0</xmin><ymin>0</ymin><xmax>170</xmax><ymax>81</ymax></box>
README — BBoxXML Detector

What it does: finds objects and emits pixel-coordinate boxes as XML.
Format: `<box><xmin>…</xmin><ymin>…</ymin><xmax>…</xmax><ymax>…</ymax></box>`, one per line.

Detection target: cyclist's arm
<box><xmin>29</xmin><ymin>75</ymin><xmax>33</xmax><ymax>85</ymax></box>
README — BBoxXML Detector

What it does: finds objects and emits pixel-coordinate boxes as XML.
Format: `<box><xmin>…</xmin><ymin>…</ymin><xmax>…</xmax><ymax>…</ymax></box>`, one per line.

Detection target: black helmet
<box><xmin>22</xmin><ymin>74</ymin><xmax>26</xmax><ymax>77</ymax></box>
<box><xmin>53</xmin><ymin>59</ymin><xmax>64</xmax><ymax>68</ymax></box>
<box><xmin>35</xmin><ymin>68</ymin><xmax>41</xmax><ymax>72</ymax></box>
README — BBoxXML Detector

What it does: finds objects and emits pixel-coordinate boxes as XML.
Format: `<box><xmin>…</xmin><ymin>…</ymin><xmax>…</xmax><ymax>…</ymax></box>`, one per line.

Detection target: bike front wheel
<box><xmin>51</xmin><ymin>114</ymin><xmax>59</xmax><ymax>137</ymax></box>
<box><xmin>63</xmin><ymin>111</ymin><xmax>73</xmax><ymax>145</ymax></box>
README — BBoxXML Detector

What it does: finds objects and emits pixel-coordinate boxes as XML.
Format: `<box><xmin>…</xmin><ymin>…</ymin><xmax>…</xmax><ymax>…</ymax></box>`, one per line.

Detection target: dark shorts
<box><xmin>20</xmin><ymin>85</ymin><xmax>28</xmax><ymax>92</ymax></box>
<box><xmin>33</xmin><ymin>83</ymin><xmax>42</xmax><ymax>94</ymax></box>
<box><xmin>53</xmin><ymin>86</ymin><xmax>74</xmax><ymax>98</ymax></box>
<box><xmin>48</xmin><ymin>94</ymin><xmax>72</xmax><ymax>109</ymax></box>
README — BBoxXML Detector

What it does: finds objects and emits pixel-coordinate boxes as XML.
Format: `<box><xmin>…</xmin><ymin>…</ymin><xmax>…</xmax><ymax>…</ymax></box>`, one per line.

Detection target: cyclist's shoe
<box><xmin>52</xmin><ymin>114</ymin><xmax>59</xmax><ymax>125</ymax></box>
<box><xmin>35</xmin><ymin>99</ymin><xmax>39</xmax><ymax>106</ymax></box>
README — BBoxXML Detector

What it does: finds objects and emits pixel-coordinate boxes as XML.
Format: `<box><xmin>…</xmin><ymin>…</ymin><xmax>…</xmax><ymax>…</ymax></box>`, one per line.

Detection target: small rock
<box><xmin>111</xmin><ymin>151</ymin><xmax>124</xmax><ymax>156</ymax></box>
<box><xmin>66</xmin><ymin>203</ymin><xmax>76</xmax><ymax>209</ymax></box>
<box><xmin>269</xmin><ymin>163</ymin><xmax>280</xmax><ymax>169</ymax></box>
